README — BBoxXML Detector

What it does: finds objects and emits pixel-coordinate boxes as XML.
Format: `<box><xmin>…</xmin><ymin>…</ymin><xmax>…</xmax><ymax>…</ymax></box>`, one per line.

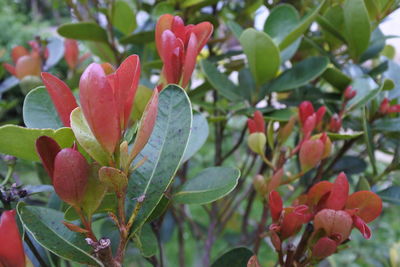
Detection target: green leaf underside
<box><xmin>173</xmin><ymin>167</ymin><xmax>240</xmax><ymax>205</ymax></box>
<box><xmin>211</xmin><ymin>247</ymin><xmax>254</xmax><ymax>267</ymax></box>
<box><xmin>17</xmin><ymin>203</ymin><xmax>103</xmax><ymax>266</ymax></box>
<box><xmin>378</xmin><ymin>186</ymin><xmax>400</xmax><ymax>205</ymax></box>
<box><xmin>23</xmin><ymin>86</ymin><xmax>64</xmax><ymax>129</ymax></box>
<box><xmin>0</xmin><ymin>125</ymin><xmax>74</xmax><ymax>161</ymax></box>
<box><xmin>127</xmin><ymin>85</ymin><xmax>192</xmax><ymax>234</ymax></box>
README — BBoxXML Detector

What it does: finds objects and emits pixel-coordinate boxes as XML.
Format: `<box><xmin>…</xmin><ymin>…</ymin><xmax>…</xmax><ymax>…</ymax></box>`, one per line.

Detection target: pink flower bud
<box><xmin>298</xmin><ymin>101</ymin><xmax>314</xmax><ymax>125</ymax></box>
<box><xmin>64</xmin><ymin>39</ymin><xmax>79</xmax><ymax>70</ymax></box>
<box><xmin>329</xmin><ymin>114</ymin><xmax>342</xmax><ymax>133</ymax></box>
<box><xmin>312</xmin><ymin>237</ymin><xmax>337</xmax><ymax>259</ymax></box>
<box><xmin>0</xmin><ymin>210</ymin><xmax>25</xmax><ymax>267</ymax></box>
<box><xmin>344</xmin><ymin>86</ymin><xmax>356</xmax><ymax>100</ymax></box>
<box><xmin>379</xmin><ymin>98</ymin><xmax>391</xmax><ymax>114</ymax></box>
<box><xmin>299</xmin><ymin>139</ymin><xmax>324</xmax><ymax>172</ymax></box>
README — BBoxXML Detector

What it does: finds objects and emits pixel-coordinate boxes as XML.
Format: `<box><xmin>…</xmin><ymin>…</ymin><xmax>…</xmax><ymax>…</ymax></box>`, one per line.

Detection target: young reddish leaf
<box><xmin>3</xmin><ymin>63</ymin><xmax>16</xmax><ymax>76</ymax></box>
<box><xmin>11</xmin><ymin>45</ymin><xmax>29</xmax><ymax>63</ymax></box>
<box><xmin>108</xmin><ymin>55</ymin><xmax>141</xmax><ymax>130</ymax></box>
<box><xmin>53</xmin><ymin>148</ymin><xmax>89</xmax><ymax>206</ymax></box>
<box><xmin>98</xmin><ymin>166</ymin><xmax>128</xmax><ymax>196</ymax></box>
<box><xmin>181</xmin><ymin>33</ymin><xmax>198</xmax><ymax>88</ymax></box>
<box><xmin>130</xmin><ymin>89</ymin><xmax>159</xmax><ymax>161</ymax></box>
<box><xmin>15</xmin><ymin>55</ymin><xmax>41</xmax><ymax>79</ymax></box>
<box><xmin>325</xmin><ymin>172</ymin><xmax>349</xmax><ymax>210</ymax></box>
<box><xmin>314</xmin><ymin>209</ymin><xmax>353</xmax><ymax>243</ymax></box>
<box><xmin>79</xmin><ymin>63</ymin><xmax>120</xmax><ymax>155</ymax></box>
<box><xmin>41</xmin><ymin>72</ymin><xmax>78</xmax><ymax>127</ymax></box>
<box><xmin>345</xmin><ymin>190</ymin><xmax>382</xmax><ymax>223</ymax></box>
<box><xmin>315</xmin><ymin>106</ymin><xmax>326</xmax><ymax>125</ymax></box>
<box><xmin>0</xmin><ymin>210</ymin><xmax>25</xmax><ymax>267</ymax></box>
<box><xmin>35</xmin><ymin>136</ymin><xmax>61</xmax><ymax>181</ymax></box>
<box><xmin>307</xmin><ymin>181</ymin><xmax>333</xmax><ymax>207</ymax></box>
<box><xmin>191</xmin><ymin>22</ymin><xmax>213</xmax><ymax>53</ymax></box>
<box><xmin>64</xmin><ymin>39</ymin><xmax>79</xmax><ymax>70</ymax></box>
<box><xmin>280</xmin><ymin>208</ymin><xmax>306</xmax><ymax>239</ymax></box>
<box><xmin>299</xmin><ymin>139</ymin><xmax>324</xmax><ymax>172</ymax></box>
<box><xmin>312</xmin><ymin>237</ymin><xmax>337</xmax><ymax>259</ymax></box>
<box><xmin>302</xmin><ymin>113</ymin><xmax>316</xmax><ymax>137</ymax></box>
<box><xmin>352</xmin><ymin>215</ymin><xmax>372</xmax><ymax>239</ymax></box>
<box><xmin>298</xmin><ymin>101</ymin><xmax>314</xmax><ymax>125</ymax></box>
<box><xmin>155</xmin><ymin>14</ymin><xmax>175</xmax><ymax>60</ymax></box>
<box><xmin>267</xmin><ymin>168</ymin><xmax>283</xmax><ymax>194</ymax></box>
<box><xmin>161</xmin><ymin>30</ymin><xmax>184</xmax><ymax>85</ymax></box>
<box><xmin>269</xmin><ymin>190</ymin><xmax>283</xmax><ymax>222</ymax></box>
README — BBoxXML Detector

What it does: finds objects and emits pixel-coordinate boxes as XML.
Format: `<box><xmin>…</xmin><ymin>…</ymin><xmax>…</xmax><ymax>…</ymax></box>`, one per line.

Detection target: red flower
<box><xmin>247</xmin><ymin>110</ymin><xmax>265</xmax><ymax>133</ymax></box>
<box><xmin>155</xmin><ymin>14</ymin><xmax>213</xmax><ymax>89</ymax></box>
<box><xmin>0</xmin><ymin>210</ymin><xmax>26</xmax><ymax>267</ymax></box>
<box><xmin>36</xmin><ymin>136</ymin><xmax>89</xmax><ymax>206</ymax></box>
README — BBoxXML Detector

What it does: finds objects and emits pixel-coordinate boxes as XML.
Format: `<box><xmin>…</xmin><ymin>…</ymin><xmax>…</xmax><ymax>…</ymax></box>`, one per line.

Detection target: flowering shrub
<box><xmin>0</xmin><ymin>0</ymin><xmax>399</xmax><ymax>266</ymax></box>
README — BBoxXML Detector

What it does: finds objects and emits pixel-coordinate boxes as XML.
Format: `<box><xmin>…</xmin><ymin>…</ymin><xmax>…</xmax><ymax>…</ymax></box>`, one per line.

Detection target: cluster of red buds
<box><xmin>3</xmin><ymin>40</ymin><xmax>48</xmax><ymax>79</ymax></box>
<box><xmin>379</xmin><ymin>98</ymin><xmax>400</xmax><ymax>115</ymax></box>
<box><xmin>155</xmin><ymin>14</ymin><xmax>213</xmax><ymax>89</ymax></box>
<box><xmin>269</xmin><ymin>172</ymin><xmax>382</xmax><ymax>262</ymax></box>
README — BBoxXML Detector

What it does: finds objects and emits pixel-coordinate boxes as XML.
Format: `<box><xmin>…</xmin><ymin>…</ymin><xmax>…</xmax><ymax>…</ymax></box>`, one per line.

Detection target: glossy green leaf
<box><xmin>316</xmin><ymin>14</ymin><xmax>347</xmax><ymax>43</ymax></box>
<box><xmin>268</xmin><ymin>56</ymin><xmax>329</xmax><ymax>93</ymax></box>
<box><xmin>111</xmin><ymin>0</ymin><xmax>136</xmax><ymax>35</ymax></box>
<box><xmin>265</xmin><ymin>108</ymin><xmax>295</xmax><ymax>122</ymax></box>
<box><xmin>211</xmin><ymin>247</ymin><xmax>254</xmax><ymax>267</ymax></box>
<box><xmin>226</xmin><ymin>20</ymin><xmax>243</xmax><ymax>40</ymax></box>
<box><xmin>17</xmin><ymin>203</ymin><xmax>103</xmax><ymax>266</ymax></box>
<box><xmin>131</xmin><ymin>85</ymin><xmax>153</xmax><ymax>121</ymax></box>
<box><xmin>70</xmin><ymin>107</ymin><xmax>110</xmax><ymax>166</ymax></box>
<box><xmin>81</xmin><ymin>165</ymin><xmax>107</xmax><ymax>218</ymax></box>
<box><xmin>145</xmin><ymin>195</ymin><xmax>170</xmax><ymax>223</ymax></box>
<box><xmin>173</xmin><ymin>167</ymin><xmax>240</xmax><ymax>205</ymax></box>
<box><xmin>264</xmin><ymin>4</ymin><xmax>299</xmax><ymax>44</ymax></box>
<box><xmin>0</xmin><ymin>125</ymin><xmax>74</xmax><ymax>161</ymax></box>
<box><xmin>151</xmin><ymin>2</ymin><xmax>175</xmax><ymax>19</ymax></box>
<box><xmin>133</xmin><ymin>224</ymin><xmax>158</xmax><ymax>257</ymax></box>
<box><xmin>127</xmin><ymin>85</ymin><xmax>192</xmax><ymax>234</ymax></box>
<box><xmin>322</xmin><ymin>66</ymin><xmax>352</xmax><ymax>91</ymax></box>
<box><xmin>332</xmin><ymin>156</ymin><xmax>367</xmax><ymax>175</ymax></box>
<box><xmin>327</xmin><ymin>131</ymin><xmax>363</xmax><ymax>141</ymax></box>
<box><xmin>356</xmin><ymin>177</ymin><xmax>371</xmax><ymax>191</ymax></box>
<box><xmin>378</xmin><ymin>186</ymin><xmax>400</xmax><ymax>205</ymax></box>
<box><xmin>279</xmin><ymin>0</ymin><xmax>325</xmax><ymax>50</ymax></box>
<box><xmin>23</xmin><ymin>86</ymin><xmax>64</xmax><ymax>129</ymax></box>
<box><xmin>346</xmin><ymin>77</ymin><xmax>379</xmax><ymax>112</ymax></box>
<box><xmin>200</xmin><ymin>60</ymin><xmax>242</xmax><ymax>101</ymax></box>
<box><xmin>239</xmin><ymin>29</ymin><xmax>280</xmax><ymax>86</ymax></box>
<box><xmin>64</xmin><ymin>193</ymin><xmax>117</xmax><ymax>221</ymax></box>
<box><xmin>58</xmin><ymin>22</ymin><xmax>108</xmax><ymax>42</ymax></box>
<box><xmin>119</xmin><ymin>31</ymin><xmax>155</xmax><ymax>45</ymax></box>
<box><xmin>343</xmin><ymin>0</ymin><xmax>371</xmax><ymax>59</ymax></box>
<box><xmin>373</xmin><ymin>118</ymin><xmax>400</xmax><ymax>132</ymax></box>
<box><xmin>182</xmin><ymin>113</ymin><xmax>209</xmax><ymax>162</ymax></box>
<box><xmin>362</xmin><ymin>107</ymin><xmax>377</xmax><ymax>174</ymax></box>
<box><xmin>45</xmin><ymin>37</ymin><xmax>65</xmax><ymax>69</ymax></box>
<box><xmin>360</xmin><ymin>28</ymin><xmax>385</xmax><ymax>62</ymax></box>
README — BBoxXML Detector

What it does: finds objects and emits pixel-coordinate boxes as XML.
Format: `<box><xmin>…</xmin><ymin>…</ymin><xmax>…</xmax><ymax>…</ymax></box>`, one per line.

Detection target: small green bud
<box><xmin>248</xmin><ymin>132</ymin><xmax>266</xmax><ymax>155</ymax></box>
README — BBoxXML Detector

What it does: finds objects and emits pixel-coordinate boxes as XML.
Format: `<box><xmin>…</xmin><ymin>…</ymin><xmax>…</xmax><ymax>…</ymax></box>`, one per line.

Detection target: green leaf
<box><xmin>133</xmin><ymin>224</ymin><xmax>158</xmax><ymax>257</ymax></box>
<box><xmin>378</xmin><ymin>186</ymin><xmax>400</xmax><ymax>205</ymax></box>
<box><xmin>173</xmin><ymin>167</ymin><xmax>240</xmax><ymax>205</ymax></box>
<box><xmin>211</xmin><ymin>247</ymin><xmax>254</xmax><ymax>267</ymax></box>
<box><xmin>373</xmin><ymin>118</ymin><xmax>400</xmax><ymax>132</ymax></box>
<box><xmin>332</xmin><ymin>156</ymin><xmax>367</xmax><ymax>175</ymax></box>
<box><xmin>200</xmin><ymin>60</ymin><xmax>243</xmax><ymax>101</ymax></box>
<box><xmin>360</xmin><ymin>28</ymin><xmax>385</xmax><ymax>62</ymax></box>
<box><xmin>0</xmin><ymin>125</ymin><xmax>74</xmax><ymax>161</ymax></box>
<box><xmin>343</xmin><ymin>0</ymin><xmax>371</xmax><ymax>59</ymax></box>
<box><xmin>346</xmin><ymin>76</ymin><xmax>379</xmax><ymax>112</ymax></box>
<box><xmin>45</xmin><ymin>37</ymin><xmax>65</xmax><ymax>69</ymax></box>
<box><xmin>268</xmin><ymin>56</ymin><xmax>329</xmax><ymax>93</ymax></box>
<box><xmin>151</xmin><ymin>2</ymin><xmax>175</xmax><ymax>19</ymax></box>
<box><xmin>81</xmin><ymin>165</ymin><xmax>107</xmax><ymax>218</ymax></box>
<box><xmin>362</xmin><ymin>107</ymin><xmax>377</xmax><ymax>174</ymax></box>
<box><xmin>86</xmin><ymin>42</ymin><xmax>117</xmax><ymax>64</ymax></box>
<box><xmin>145</xmin><ymin>195</ymin><xmax>170</xmax><ymax>223</ymax></box>
<box><xmin>279</xmin><ymin>0</ymin><xmax>325</xmax><ymax>50</ymax></box>
<box><xmin>182</xmin><ymin>113</ymin><xmax>209</xmax><ymax>162</ymax></box>
<box><xmin>70</xmin><ymin>107</ymin><xmax>111</xmax><ymax>166</ymax></box>
<box><xmin>226</xmin><ymin>20</ymin><xmax>243</xmax><ymax>40</ymax></box>
<box><xmin>264</xmin><ymin>4</ymin><xmax>299</xmax><ymax>44</ymax></box>
<box><xmin>23</xmin><ymin>86</ymin><xmax>64</xmax><ymax>129</ymax></box>
<box><xmin>322</xmin><ymin>66</ymin><xmax>352</xmax><ymax>90</ymax></box>
<box><xmin>127</xmin><ymin>85</ymin><xmax>192</xmax><ymax>234</ymax></box>
<box><xmin>327</xmin><ymin>131</ymin><xmax>363</xmax><ymax>141</ymax></box>
<box><xmin>119</xmin><ymin>31</ymin><xmax>155</xmax><ymax>45</ymax></box>
<box><xmin>58</xmin><ymin>22</ymin><xmax>109</xmax><ymax>43</ymax></box>
<box><xmin>131</xmin><ymin>85</ymin><xmax>153</xmax><ymax>122</ymax></box>
<box><xmin>17</xmin><ymin>203</ymin><xmax>103</xmax><ymax>266</ymax></box>
<box><xmin>239</xmin><ymin>29</ymin><xmax>280</xmax><ymax>86</ymax></box>
<box><xmin>265</xmin><ymin>108</ymin><xmax>295</xmax><ymax>122</ymax></box>
<box><xmin>64</xmin><ymin>193</ymin><xmax>117</xmax><ymax>221</ymax></box>
<box><xmin>0</xmin><ymin>77</ymin><xmax>19</xmax><ymax>95</ymax></box>
<box><xmin>111</xmin><ymin>0</ymin><xmax>136</xmax><ymax>35</ymax></box>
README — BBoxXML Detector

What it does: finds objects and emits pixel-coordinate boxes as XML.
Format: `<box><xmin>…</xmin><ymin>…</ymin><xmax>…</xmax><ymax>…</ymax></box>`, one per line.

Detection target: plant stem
<box><xmin>24</xmin><ymin>233</ymin><xmax>49</xmax><ymax>267</ymax></box>
<box><xmin>253</xmin><ymin>201</ymin><xmax>269</xmax><ymax>254</ymax></box>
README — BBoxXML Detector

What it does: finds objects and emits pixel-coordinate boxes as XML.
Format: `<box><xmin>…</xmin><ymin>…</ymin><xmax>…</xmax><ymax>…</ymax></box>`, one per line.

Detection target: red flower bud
<box><xmin>314</xmin><ymin>209</ymin><xmax>353</xmax><ymax>243</ymax></box>
<box><xmin>299</xmin><ymin>101</ymin><xmax>314</xmax><ymax>125</ymax></box>
<box><xmin>389</xmin><ymin>105</ymin><xmax>400</xmax><ymax>113</ymax></box>
<box><xmin>64</xmin><ymin>39</ymin><xmax>79</xmax><ymax>70</ymax></box>
<box><xmin>329</xmin><ymin>114</ymin><xmax>342</xmax><ymax>133</ymax></box>
<box><xmin>247</xmin><ymin>111</ymin><xmax>265</xmax><ymax>133</ymax></box>
<box><xmin>15</xmin><ymin>54</ymin><xmax>42</xmax><ymax>79</ymax></box>
<box><xmin>36</xmin><ymin>136</ymin><xmax>62</xmax><ymax>180</ymax></box>
<box><xmin>0</xmin><ymin>210</ymin><xmax>25</xmax><ymax>267</ymax></box>
<box><xmin>344</xmin><ymin>86</ymin><xmax>356</xmax><ymax>100</ymax></box>
<box><xmin>41</xmin><ymin>72</ymin><xmax>78</xmax><ymax>127</ymax></box>
<box><xmin>316</xmin><ymin>106</ymin><xmax>326</xmax><ymax>126</ymax></box>
<box><xmin>379</xmin><ymin>98</ymin><xmax>391</xmax><ymax>114</ymax></box>
<box><xmin>312</xmin><ymin>237</ymin><xmax>337</xmax><ymax>259</ymax></box>
<box><xmin>302</xmin><ymin>113</ymin><xmax>316</xmax><ymax>138</ymax></box>
<box><xmin>269</xmin><ymin>191</ymin><xmax>283</xmax><ymax>222</ymax></box>
<box><xmin>299</xmin><ymin>139</ymin><xmax>324</xmax><ymax>172</ymax></box>
<box><xmin>53</xmin><ymin>148</ymin><xmax>89</xmax><ymax>206</ymax></box>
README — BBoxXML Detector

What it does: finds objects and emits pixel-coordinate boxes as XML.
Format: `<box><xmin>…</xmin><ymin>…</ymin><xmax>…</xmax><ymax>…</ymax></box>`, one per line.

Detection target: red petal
<box><xmin>298</xmin><ymin>101</ymin><xmax>314</xmax><ymax>125</ymax></box>
<box><xmin>307</xmin><ymin>181</ymin><xmax>333</xmax><ymax>208</ymax></box>
<box><xmin>130</xmin><ymin>89</ymin><xmax>159</xmax><ymax>160</ymax></box>
<box><xmin>312</xmin><ymin>237</ymin><xmax>337</xmax><ymax>259</ymax></box>
<box><xmin>0</xmin><ymin>210</ymin><xmax>25</xmax><ymax>267</ymax></box>
<box><xmin>352</xmin><ymin>215</ymin><xmax>372</xmax><ymax>239</ymax></box>
<box><xmin>53</xmin><ymin>148</ymin><xmax>89</xmax><ymax>206</ymax></box>
<box><xmin>35</xmin><ymin>136</ymin><xmax>61</xmax><ymax>181</ymax></box>
<box><xmin>41</xmin><ymin>72</ymin><xmax>78</xmax><ymax>127</ymax></box>
<box><xmin>325</xmin><ymin>172</ymin><xmax>349</xmax><ymax>210</ymax></box>
<box><xmin>269</xmin><ymin>191</ymin><xmax>283</xmax><ymax>222</ymax></box>
<box><xmin>109</xmin><ymin>55</ymin><xmax>141</xmax><ymax>130</ymax></box>
<box><xmin>11</xmin><ymin>45</ymin><xmax>29</xmax><ymax>63</ymax></box>
<box><xmin>79</xmin><ymin>63</ymin><xmax>120</xmax><ymax>154</ymax></box>
<box><xmin>345</xmin><ymin>191</ymin><xmax>382</xmax><ymax>223</ymax></box>
<box><xmin>155</xmin><ymin>14</ymin><xmax>174</xmax><ymax>60</ymax></box>
<box><xmin>191</xmin><ymin>22</ymin><xmax>213</xmax><ymax>53</ymax></box>
<box><xmin>171</xmin><ymin>16</ymin><xmax>186</xmax><ymax>42</ymax></box>
<box><xmin>181</xmin><ymin>33</ymin><xmax>197</xmax><ymax>88</ymax></box>
<box><xmin>64</xmin><ymin>39</ymin><xmax>79</xmax><ymax>70</ymax></box>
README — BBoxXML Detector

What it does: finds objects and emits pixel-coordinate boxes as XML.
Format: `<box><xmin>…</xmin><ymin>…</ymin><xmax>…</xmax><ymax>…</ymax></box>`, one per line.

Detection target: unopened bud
<box><xmin>247</xmin><ymin>132</ymin><xmax>266</xmax><ymax>155</ymax></box>
<box><xmin>312</xmin><ymin>237</ymin><xmax>338</xmax><ymax>259</ymax></box>
<box><xmin>278</xmin><ymin>116</ymin><xmax>295</xmax><ymax>144</ymax></box>
<box><xmin>344</xmin><ymin>86</ymin><xmax>356</xmax><ymax>100</ymax></box>
<box><xmin>253</xmin><ymin>174</ymin><xmax>267</xmax><ymax>196</ymax></box>
<box><xmin>299</xmin><ymin>101</ymin><xmax>314</xmax><ymax>125</ymax></box>
<box><xmin>329</xmin><ymin>114</ymin><xmax>342</xmax><ymax>133</ymax></box>
<box><xmin>299</xmin><ymin>139</ymin><xmax>324</xmax><ymax>172</ymax></box>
